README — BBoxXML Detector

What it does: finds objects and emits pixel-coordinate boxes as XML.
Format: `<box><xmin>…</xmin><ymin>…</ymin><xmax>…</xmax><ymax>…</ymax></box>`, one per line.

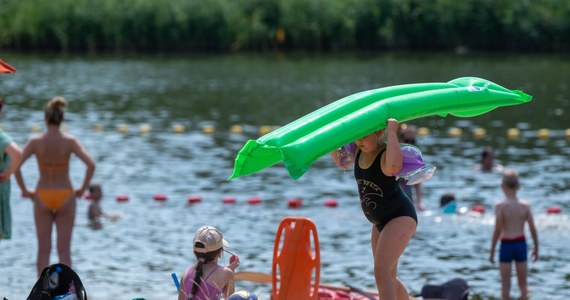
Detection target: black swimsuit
<box><xmin>354</xmin><ymin>149</ymin><xmax>418</xmax><ymax>232</ymax></box>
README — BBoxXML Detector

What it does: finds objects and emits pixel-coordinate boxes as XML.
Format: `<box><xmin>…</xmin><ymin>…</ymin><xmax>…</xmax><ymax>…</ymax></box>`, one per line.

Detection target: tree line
<box><xmin>1</xmin><ymin>0</ymin><xmax>568</xmax><ymax>53</ymax></box>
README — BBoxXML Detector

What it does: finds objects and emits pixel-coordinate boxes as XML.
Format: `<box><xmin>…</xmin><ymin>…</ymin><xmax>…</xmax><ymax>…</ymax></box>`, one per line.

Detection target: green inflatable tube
<box><xmin>230</xmin><ymin>77</ymin><xmax>532</xmax><ymax>180</ymax></box>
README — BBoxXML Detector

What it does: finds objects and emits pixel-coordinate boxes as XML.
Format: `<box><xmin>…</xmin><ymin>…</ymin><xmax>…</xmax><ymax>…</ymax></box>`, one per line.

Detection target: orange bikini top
<box><xmin>39</xmin><ymin>162</ymin><xmax>69</xmax><ymax>170</ymax></box>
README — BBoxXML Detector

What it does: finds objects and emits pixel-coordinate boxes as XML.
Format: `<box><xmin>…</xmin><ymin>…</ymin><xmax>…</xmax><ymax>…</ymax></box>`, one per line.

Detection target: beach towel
<box><xmin>0</xmin><ymin>131</ymin><xmax>13</xmax><ymax>239</ymax></box>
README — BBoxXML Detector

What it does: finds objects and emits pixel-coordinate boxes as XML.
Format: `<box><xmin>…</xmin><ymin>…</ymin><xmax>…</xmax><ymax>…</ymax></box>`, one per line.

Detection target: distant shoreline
<box><xmin>1</xmin><ymin>0</ymin><xmax>569</xmax><ymax>53</ymax></box>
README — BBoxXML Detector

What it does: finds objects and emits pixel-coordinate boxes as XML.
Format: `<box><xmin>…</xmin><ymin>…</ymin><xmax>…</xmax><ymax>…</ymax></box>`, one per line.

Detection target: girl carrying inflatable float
<box><xmin>229</xmin><ymin>77</ymin><xmax>531</xmax><ymax>180</ymax></box>
<box><xmin>330</xmin><ymin>118</ymin><xmax>420</xmax><ymax>299</ymax></box>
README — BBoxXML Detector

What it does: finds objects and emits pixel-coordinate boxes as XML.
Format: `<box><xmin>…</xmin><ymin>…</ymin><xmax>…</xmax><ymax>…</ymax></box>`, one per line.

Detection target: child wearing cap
<box><xmin>178</xmin><ymin>226</ymin><xmax>240</xmax><ymax>300</ymax></box>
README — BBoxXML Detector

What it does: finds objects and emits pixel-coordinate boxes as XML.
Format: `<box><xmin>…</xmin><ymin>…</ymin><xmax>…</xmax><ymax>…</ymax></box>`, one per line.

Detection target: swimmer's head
<box><xmin>480</xmin><ymin>146</ymin><xmax>495</xmax><ymax>171</ymax></box>
<box><xmin>88</xmin><ymin>184</ymin><xmax>102</xmax><ymax>201</ymax></box>
<box><xmin>502</xmin><ymin>169</ymin><xmax>520</xmax><ymax>190</ymax></box>
<box><xmin>440</xmin><ymin>193</ymin><xmax>456</xmax><ymax>207</ymax></box>
<box><xmin>45</xmin><ymin>96</ymin><xmax>67</xmax><ymax>125</ymax></box>
<box><xmin>399</xmin><ymin>124</ymin><xmax>417</xmax><ymax>144</ymax></box>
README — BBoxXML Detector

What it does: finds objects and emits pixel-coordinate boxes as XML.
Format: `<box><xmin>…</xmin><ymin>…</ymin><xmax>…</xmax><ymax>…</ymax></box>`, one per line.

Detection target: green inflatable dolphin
<box><xmin>230</xmin><ymin>77</ymin><xmax>532</xmax><ymax>180</ymax></box>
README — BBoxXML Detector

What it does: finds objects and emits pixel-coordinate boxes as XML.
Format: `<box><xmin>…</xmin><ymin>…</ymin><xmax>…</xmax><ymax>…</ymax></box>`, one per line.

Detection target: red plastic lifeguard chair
<box><xmin>271</xmin><ymin>217</ymin><xmax>321</xmax><ymax>300</ymax></box>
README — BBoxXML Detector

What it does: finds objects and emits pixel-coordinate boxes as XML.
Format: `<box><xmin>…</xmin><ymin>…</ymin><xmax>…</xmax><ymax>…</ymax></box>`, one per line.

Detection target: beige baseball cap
<box><xmin>193</xmin><ymin>226</ymin><xmax>229</xmax><ymax>253</ymax></box>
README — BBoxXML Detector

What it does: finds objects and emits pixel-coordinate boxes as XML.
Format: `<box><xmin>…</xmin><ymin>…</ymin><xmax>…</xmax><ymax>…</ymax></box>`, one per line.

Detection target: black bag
<box><xmin>421</xmin><ymin>277</ymin><xmax>470</xmax><ymax>300</ymax></box>
<box><xmin>27</xmin><ymin>263</ymin><xmax>87</xmax><ymax>300</ymax></box>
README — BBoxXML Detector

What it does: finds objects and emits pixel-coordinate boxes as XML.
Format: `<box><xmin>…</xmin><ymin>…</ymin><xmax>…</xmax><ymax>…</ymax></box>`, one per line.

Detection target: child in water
<box><xmin>489</xmin><ymin>170</ymin><xmax>539</xmax><ymax>300</ymax></box>
<box><xmin>331</xmin><ymin>118</ymin><xmax>417</xmax><ymax>300</ymax></box>
<box><xmin>475</xmin><ymin>146</ymin><xmax>504</xmax><ymax>173</ymax></box>
<box><xmin>87</xmin><ymin>184</ymin><xmax>120</xmax><ymax>229</ymax></box>
<box><xmin>440</xmin><ymin>192</ymin><xmax>457</xmax><ymax>214</ymax></box>
<box><xmin>178</xmin><ymin>226</ymin><xmax>240</xmax><ymax>300</ymax></box>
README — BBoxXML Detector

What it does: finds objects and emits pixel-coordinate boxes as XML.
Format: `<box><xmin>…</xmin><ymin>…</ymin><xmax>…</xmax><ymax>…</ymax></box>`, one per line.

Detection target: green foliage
<box><xmin>0</xmin><ymin>0</ymin><xmax>568</xmax><ymax>52</ymax></box>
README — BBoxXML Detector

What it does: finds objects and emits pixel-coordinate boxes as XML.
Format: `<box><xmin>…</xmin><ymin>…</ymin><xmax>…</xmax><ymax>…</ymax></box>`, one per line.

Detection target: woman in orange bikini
<box><xmin>15</xmin><ymin>96</ymin><xmax>96</xmax><ymax>276</ymax></box>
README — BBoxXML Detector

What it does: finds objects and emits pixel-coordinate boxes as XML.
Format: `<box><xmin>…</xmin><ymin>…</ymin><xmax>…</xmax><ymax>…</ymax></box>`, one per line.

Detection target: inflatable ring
<box><xmin>230</xmin><ymin>77</ymin><xmax>532</xmax><ymax>179</ymax></box>
<box><xmin>546</xmin><ymin>206</ymin><xmax>561</xmax><ymax>214</ymax></box>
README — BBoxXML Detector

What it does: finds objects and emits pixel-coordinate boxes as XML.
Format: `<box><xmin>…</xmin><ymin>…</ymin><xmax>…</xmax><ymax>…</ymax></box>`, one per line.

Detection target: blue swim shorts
<box><xmin>499</xmin><ymin>240</ymin><xmax>527</xmax><ymax>263</ymax></box>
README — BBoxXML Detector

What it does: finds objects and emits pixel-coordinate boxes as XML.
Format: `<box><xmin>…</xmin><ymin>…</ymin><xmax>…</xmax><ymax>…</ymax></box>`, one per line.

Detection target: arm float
<box><xmin>230</xmin><ymin>77</ymin><xmax>532</xmax><ymax>180</ymax></box>
<box><xmin>396</xmin><ymin>144</ymin><xmax>436</xmax><ymax>185</ymax></box>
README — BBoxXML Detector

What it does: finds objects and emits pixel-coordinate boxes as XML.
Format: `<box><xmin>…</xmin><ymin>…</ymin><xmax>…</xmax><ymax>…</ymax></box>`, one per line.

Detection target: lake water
<box><xmin>0</xmin><ymin>53</ymin><xmax>569</xmax><ymax>299</ymax></box>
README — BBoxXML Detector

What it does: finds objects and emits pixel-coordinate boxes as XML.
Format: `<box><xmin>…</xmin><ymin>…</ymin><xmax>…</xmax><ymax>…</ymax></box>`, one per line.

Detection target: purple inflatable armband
<box><xmin>396</xmin><ymin>144</ymin><xmax>436</xmax><ymax>185</ymax></box>
<box><xmin>337</xmin><ymin>142</ymin><xmax>356</xmax><ymax>169</ymax></box>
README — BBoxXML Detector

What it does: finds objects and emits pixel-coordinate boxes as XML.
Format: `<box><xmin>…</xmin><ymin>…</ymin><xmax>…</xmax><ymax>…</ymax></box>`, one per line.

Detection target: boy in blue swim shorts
<box><xmin>489</xmin><ymin>170</ymin><xmax>539</xmax><ymax>300</ymax></box>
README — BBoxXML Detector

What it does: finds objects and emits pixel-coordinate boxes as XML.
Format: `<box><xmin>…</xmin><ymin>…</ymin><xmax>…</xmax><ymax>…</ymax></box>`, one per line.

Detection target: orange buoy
<box><xmin>537</xmin><ymin>128</ymin><xmax>550</xmax><ymax>139</ymax></box>
<box><xmin>417</xmin><ymin>127</ymin><xmax>430</xmax><ymax>136</ymax></box>
<box><xmin>223</xmin><ymin>196</ymin><xmax>237</xmax><ymax>204</ymax></box>
<box><xmin>323</xmin><ymin>199</ymin><xmax>338</xmax><ymax>207</ymax></box>
<box><xmin>116</xmin><ymin>195</ymin><xmax>129</xmax><ymax>203</ymax></box>
<box><xmin>288</xmin><ymin>198</ymin><xmax>303</xmax><ymax>208</ymax></box>
<box><xmin>187</xmin><ymin>195</ymin><xmax>202</xmax><ymax>204</ymax></box>
<box><xmin>473</xmin><ymin>128</ymin><xmax>486</xmax><ymax>138</ymax></box>
<box><xmin>153</xmin><ymin>194</ymin><xmax>168</xmax><ymax>202</ymax></box>
<box><xmin>247</xmin><ymin>197</ymin><xmax>262</xmax><ymax>205</ymax></box>
<box><xmin>230</xmin><ymin>125</ymin><xmax>244</xmax><ymax>134</ymax></box>
<box><xmin>507</xmin><ymin>128</ymin><xmax>520</xmax><ymax>139</ymax></box>
<box><xmin>471</xmin><ymin>205</ymin><xmax>486</xmax><ymax>213</ymax></box>
<box><xmin>448</xmin><ymin>127</ymin><xmax>462</xmax><ymax>137</ymax></box>
<box><xmin>546</xmin><ymin>206</ymin><xmax>561</xmax><ymax>214</ymax></box>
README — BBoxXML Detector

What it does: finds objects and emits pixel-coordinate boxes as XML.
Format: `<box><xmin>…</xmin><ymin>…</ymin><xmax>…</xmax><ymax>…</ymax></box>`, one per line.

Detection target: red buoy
<box><xmin>288</xmin><ymin>198</ymin><xmax>302</xmax><ymax>208</ymax></box>
<box><xmin>324</xmin><ymin>199</ymin><xmax>338</xmax><ymax>207</ymax></box>
<box><xmin>153</xmin><ymin>194</ymin><xmax>168</xmax><ymax>202</ymax></box>
<box><xmin>187</xmin><ymin>195</ymin><xmax>202</xmax><ymax>204</ymax></box>
<box><xmin>116</xmin><ymin>195</ymin><xmax>129</xmax><ymax>203</ymax></box>
<box><xmin>471</xmin><ymin>205</ymin><xmax>486</xmax><ymax>213</ymax></box>
<box><xmin>223</xmin><ymin>196</ymin><xmax>237</xmax><ymax>204</ymax></box>
<box><xmin>247</xmin><ymin>197</ymin><xmax>262</xmax><ymax>205</ymax></box>
<box><xmin>546</xmin><ymin>206</ymin><xmax>561</xmax><ymax>214</ymax></box>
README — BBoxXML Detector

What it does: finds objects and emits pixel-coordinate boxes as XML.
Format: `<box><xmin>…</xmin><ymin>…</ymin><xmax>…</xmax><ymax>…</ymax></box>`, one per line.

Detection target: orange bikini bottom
<box><xmin>36</xmin><ymin>189</ymin><xmax>74</xmax><ymax>212</ymax></box>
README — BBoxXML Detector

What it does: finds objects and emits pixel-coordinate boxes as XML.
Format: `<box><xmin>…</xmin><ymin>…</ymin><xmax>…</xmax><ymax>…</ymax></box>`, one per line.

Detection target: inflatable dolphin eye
<box><xmin>229</xmin><ymin>77</ymin><xmax>532</xmax><ymax>180</ymax></box>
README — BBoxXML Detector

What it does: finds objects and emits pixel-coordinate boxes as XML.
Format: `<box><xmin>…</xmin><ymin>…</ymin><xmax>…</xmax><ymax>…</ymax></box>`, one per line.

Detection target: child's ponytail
<box><xmin>189</xmin><ymin>243</ymin><xmax>222</xmax><ymax>299</ymax></box>
<box><xmin>189</xmin><ymin>256</ymin><xmax>205</xmax><ymax>298</ymax></box>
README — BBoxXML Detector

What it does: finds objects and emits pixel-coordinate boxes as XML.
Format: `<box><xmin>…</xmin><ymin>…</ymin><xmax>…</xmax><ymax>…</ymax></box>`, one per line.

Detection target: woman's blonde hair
<box><xmin>45</xmin><ymin>96</ymin><xmax>67</xmax><ymax>125</ymax></box>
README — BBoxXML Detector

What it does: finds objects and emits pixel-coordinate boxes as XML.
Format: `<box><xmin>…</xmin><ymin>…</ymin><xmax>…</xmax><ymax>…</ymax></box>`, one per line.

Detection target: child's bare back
<box><xmin>490</xmin><ymin>169</ymin><xmax>539</xmax><ymax>300</ymax></box>
<box><xmin>495</xmin><ymin>199</ymin><xmax>531</xmax><ymax>239</ymax></box>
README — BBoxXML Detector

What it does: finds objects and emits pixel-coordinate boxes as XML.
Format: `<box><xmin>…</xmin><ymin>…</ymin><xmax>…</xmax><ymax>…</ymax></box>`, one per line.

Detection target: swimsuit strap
<box><xmin>354</xmin><ymin>148</ymin><xmax>384</xmax><ymax>170</ymax></box>
<box><xmin>39</xmin><ymin>162</ymin><xmax>69</xmax><ymax>169</ymax></box>
<box><xmin>185</xmin><ymin>264</ymin><xmax>221</xmax><ymax>288</ymax></box>
<box><xmin>202</xmin><ymin>264</ymin><xmax>221</xmax><ymax>281</ymax></box>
